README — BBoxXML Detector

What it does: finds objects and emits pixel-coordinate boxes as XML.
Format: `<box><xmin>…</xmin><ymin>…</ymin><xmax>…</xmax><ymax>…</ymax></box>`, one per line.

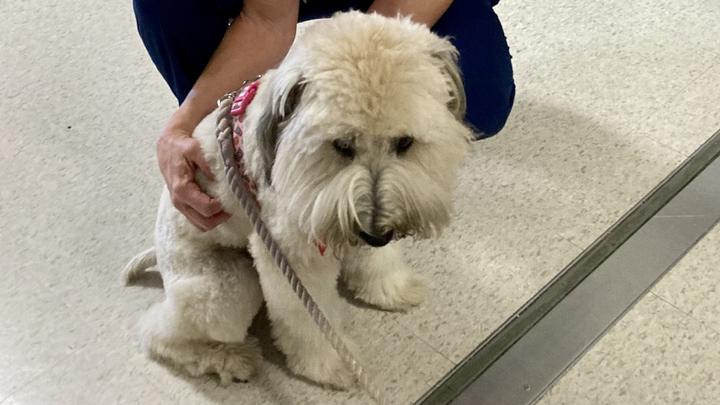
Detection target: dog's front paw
<box><xmin>288</xmin><ymin>351</ymin><xmax>356</xmax><ymax>390</ymax></box>
<box><xmin>353</xmin><ymin>268</ymin><xmax>426</xmax><ymax>312</ymax></box>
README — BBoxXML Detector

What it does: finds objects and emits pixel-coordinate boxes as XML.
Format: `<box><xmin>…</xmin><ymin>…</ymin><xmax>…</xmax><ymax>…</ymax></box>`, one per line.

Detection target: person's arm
<box><xmin>159</xmin><ymin>0</ymin><xmax>299</xmax><ymax>231</ymax></box>
<box><xmin>368</xmin><ymin>0</ymin><xmax>454</xmax><ymax>26</ymax></box>
<box><xmin>171</xmin><ymin>0</ymin><xmax>299</xmax><ymax>132</ymax></box>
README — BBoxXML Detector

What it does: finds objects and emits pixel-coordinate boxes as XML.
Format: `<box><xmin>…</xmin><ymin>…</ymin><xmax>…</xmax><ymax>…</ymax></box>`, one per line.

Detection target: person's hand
<box><xmin>157</xmin><ymin>123</ymin><xmax>231</xmax><ymax>231</ymax></box>
<box><xmin>151</xmin><ymin>0</ymin><xmax>299</xmax><ymax>231</ymax></box>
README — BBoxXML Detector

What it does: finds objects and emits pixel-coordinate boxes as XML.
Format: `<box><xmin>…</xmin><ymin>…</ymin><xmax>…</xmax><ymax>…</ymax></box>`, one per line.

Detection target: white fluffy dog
<box><xmin>124</xmin><ymin>11</ymin><xmax>471</xmax><ymax>389</ymax></box>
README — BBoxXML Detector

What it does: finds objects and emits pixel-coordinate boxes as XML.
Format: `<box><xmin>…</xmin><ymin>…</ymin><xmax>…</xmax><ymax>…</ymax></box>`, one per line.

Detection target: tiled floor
<box><xmin>538</xmin><ymin>224</ymin><xmax>720</xmax><ymax>405</ymax></box>
<box><xmin>1</xmin><ymin>0</ymin><xmax>719</xmax><ymax>404</ymax></box>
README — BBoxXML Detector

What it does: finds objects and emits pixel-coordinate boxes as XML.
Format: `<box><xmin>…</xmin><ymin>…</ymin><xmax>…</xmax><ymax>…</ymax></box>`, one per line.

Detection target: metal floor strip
<box><xmin>417</xmin><ymin>129</ymin><xmax>720</xmax><ymax>405</ymax></box>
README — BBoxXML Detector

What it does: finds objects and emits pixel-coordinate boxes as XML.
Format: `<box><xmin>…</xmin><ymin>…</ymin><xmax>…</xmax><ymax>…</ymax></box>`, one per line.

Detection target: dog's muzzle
<box><xmin>358</xmin><ymin>229</ymin><xmax>394</xmax><ymax>247</ymax></box>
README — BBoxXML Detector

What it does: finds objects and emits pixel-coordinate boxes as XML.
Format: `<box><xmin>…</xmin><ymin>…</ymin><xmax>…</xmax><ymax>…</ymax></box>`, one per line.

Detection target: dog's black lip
<box><xmin>358</xmin><ymin>230</ymin><xmax>394</xmax><ymax>247</ymax></box>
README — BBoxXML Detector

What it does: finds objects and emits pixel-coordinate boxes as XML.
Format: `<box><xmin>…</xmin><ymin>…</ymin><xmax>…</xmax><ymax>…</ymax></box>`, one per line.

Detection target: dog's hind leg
<box><xmin>248</xmin><ymin>233</ymin><xmax>356</xmax><ymax>390</ymax></box>
<box><xmin>138</xmin><ymin>248</ymin><xmax>264</xmax><ymax>384</ymax></box>
<box><xmin>341</xmin><ymin>244</ymin><xmax>426</xmax><ymax>312</ymax></box>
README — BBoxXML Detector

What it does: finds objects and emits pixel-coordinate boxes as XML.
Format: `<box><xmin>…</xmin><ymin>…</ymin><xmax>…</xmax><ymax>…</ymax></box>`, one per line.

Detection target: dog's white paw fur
<box><xmin>287</xmin><ymin>350</ymin><xmax>356</xmax><ymax>390</ymax></box>
<box><xmin>185</xmin><ymin>339</ymin><xmax>262</xmax><ymax>385</ymax></box>
<box><xmin>150</xmin><ymin>338</ymin><xmax>262</xmax><ymax>385</ymax></box>
<box><xmin>357</xmin><ymin>269</ymin><xmax>426</xmax><ymax>312</ymax></box>
<box><xmin>343</xmin><ymin>245</ymin><xmax>426</xmax><ymax>312</ymax></box>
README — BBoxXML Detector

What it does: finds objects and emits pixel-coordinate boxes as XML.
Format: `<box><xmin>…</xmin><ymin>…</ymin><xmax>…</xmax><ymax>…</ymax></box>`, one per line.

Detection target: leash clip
<box><xmin>217</xmin><ymin>91</ymin><xmax>238</xmax><ymax>107</ymax></box>
<box><xmin>216</xmin><ymin>75</ymin><xmax>263</xmax><ymax>107</ymax></box>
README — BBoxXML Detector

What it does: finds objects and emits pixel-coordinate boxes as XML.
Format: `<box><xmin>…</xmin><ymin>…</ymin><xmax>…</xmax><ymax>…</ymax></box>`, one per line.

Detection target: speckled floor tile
<box><xmin>499</xmin><ymin>0</ymin><xmax>720</xmax><ymax>138</ymax></box>
<box><xmin>0</xmin><ymin>266</ymin><xmax>94</xmax><ymax>401</ymax></box>
<box><xmin>0</xmin><ymin>0</ymin><xmax>170</xmax><ymax>354</ymax></box>
<box><xmin>629</xmin><ymin>62</ymin><xmax>720</xmax><ymax>157</ymax></box>
<box><xmin>2</xmin><ymin>341</ymin><xmax>186</xmax><ymax>405</ymax></box>
<box><xmin>474</xmin><ymin>96</ymin><xmax>685</xmax><ymax>248</ymax></box>
<box><xmin>494</xmin><ymin>0</ymin><xmax>718</xmax><ymax>247</ymax></box>
<box><xmin>652</xmin><ymin>224</ymin><xmax>720</xmax><ymax>333</ymax></box>
<box><xmin>566</xmin><ymin>0</ymin><xmax>720</xmax><ymax>158</ymax></box>
<box><xmin>538</xmin><ymin>294</ymin><xmax>720</xmax><ymax>405</ymax></box>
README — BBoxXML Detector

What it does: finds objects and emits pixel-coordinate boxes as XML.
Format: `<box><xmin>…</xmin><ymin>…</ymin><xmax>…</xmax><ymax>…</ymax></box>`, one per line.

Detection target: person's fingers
<box><xmin>205</xmin><ymin>211</ymin><xmax>233</xmax><ymax>229</ymax></box>
<box><xmin>178</xmin><ymin>204</ymin><xmax>211</xmax><ymax>232</ymax></box>
<box><xmin>183</xmin><ymin>138</ymin><xmax>215</xmax><ymax>180</ymax></box>
<box><xmin>179</xmin><ymin>204</ymin><xmax>232</xmax><ymax>232</ymax></box>
<box><xmin>160</xmin><ymin>135</ymin><xmax>230</xmax><ymax>230</ymax></box>
<box><xmin>178</xmin><ymin>181</ymin><xmax>226</xmax><ymax>217</ymax></box>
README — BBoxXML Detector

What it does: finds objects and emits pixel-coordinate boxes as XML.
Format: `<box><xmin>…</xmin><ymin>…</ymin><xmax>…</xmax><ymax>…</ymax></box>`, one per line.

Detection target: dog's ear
<box><xmin>255</xmin><ymin>71</ymin><xmax>305</xmax><ymax>184</ymax></box>
<box><xmin>432</xmin><ymin>46</ymin><xmax>467</xmax><ymax>122</ymax></box>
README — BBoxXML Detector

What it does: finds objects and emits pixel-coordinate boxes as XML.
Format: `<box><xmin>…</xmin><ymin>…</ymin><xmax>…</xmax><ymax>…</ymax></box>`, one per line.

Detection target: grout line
<box><xmin>566</xmin><ymin>239</ymin><xmax>590</xmax><ymax>252</ymax></box>
<box><xmin>649</xmin><ymin>291</ymin><xmax>720</xmax><ymax>336</ymax></box>
<box><xmin>639</xmin><ymin>62</ymin><xmax>719</xmax><ymax>156</ymax></box>
<box><xmin>404</xmin><ymin>324</ymin><xmax>457</xmax><ymax>367</ymax></box>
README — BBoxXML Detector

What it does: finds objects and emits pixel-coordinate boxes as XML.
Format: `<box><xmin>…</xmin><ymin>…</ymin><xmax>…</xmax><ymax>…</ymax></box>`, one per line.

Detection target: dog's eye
<box><xmin>395</xmin><ymin>136</ymin><xmax>414</xmax><ymax>155</ymax></box>
<box><xmin>332</xmin><ymin>139</ymin><xmax>355</xmax><ymax>159</ymax></box>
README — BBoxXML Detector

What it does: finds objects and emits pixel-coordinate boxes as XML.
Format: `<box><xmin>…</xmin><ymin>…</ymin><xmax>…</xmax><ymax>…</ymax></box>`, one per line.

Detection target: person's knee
<box><xmin>133</xmin><ymin>0</ymin><xmax>233</xmax><ymax>103</ymax></box>
<box><xmin>431</xmin><ymin>0</ymin><xmax>515</xmax><ymax>139</ymax></box>
<box><xmin>466</xmin><ymin>81</ymin><xmax>516</xmax><ymax>139</ymax></box>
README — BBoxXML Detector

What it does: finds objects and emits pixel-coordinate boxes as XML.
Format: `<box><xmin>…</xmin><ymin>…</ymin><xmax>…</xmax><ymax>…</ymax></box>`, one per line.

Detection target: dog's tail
<box><xmin>121</xmin><ymin>247</ymin><xmax>157</xmax><ymax>285</ymax></box>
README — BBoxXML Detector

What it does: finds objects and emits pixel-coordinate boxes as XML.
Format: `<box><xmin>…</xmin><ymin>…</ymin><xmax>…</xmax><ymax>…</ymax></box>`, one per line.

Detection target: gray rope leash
<box><xmin>215</xmin><ymin>93</ymin><xmax>386</xmax><ymax>405</ymax></box>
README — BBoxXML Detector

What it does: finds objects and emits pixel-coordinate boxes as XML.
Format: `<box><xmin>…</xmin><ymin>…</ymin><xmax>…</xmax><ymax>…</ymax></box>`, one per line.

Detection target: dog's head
<box><xmin>243</xmin><ymin>11</ymin><xmax>472</xmax><ymax>250</ymax></box>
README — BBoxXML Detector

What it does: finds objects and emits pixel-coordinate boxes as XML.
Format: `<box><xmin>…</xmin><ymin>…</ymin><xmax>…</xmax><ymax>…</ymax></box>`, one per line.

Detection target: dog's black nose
<box><xmin>358</xmin><ymin>230</ymin><xmax>394</xmax><ymax>247</ymax></box>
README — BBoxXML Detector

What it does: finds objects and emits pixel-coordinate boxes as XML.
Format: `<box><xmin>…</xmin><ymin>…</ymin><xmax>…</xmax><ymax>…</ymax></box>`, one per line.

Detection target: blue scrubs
<box><xmin>133</xmin><ymin>0</ymin><xmax>514</xmax><ymax>138</ymax></box>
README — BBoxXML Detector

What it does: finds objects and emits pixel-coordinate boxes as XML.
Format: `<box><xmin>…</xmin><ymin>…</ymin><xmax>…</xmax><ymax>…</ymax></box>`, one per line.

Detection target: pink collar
<box><xmin>229</xmin><ymin>80</ymin><xmax>260</xmax><ymax>195</ymax></box>
<box><xmin>230</xmin><ymin>80</ymin><xmax>260</xmax><ymax>118</ymax></box>
<box><xmin>228</xmin><ymin>80</ymin><xmax>327</xmax><ymax>257</ymax></box>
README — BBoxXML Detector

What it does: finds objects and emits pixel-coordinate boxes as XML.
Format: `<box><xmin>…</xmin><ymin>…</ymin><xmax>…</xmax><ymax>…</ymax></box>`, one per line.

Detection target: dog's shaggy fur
<box><xmin>124</xmin><ymin>12</ymin><xmax>471</xmax><ymax>389</ymax></box>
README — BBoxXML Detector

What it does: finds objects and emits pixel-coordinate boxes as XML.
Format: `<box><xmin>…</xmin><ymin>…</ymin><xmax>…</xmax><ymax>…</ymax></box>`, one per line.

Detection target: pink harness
<box><xmin>228</xmin><ymin>80</ymin><xmax>327</xmax><ymax>257</ymax></box>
